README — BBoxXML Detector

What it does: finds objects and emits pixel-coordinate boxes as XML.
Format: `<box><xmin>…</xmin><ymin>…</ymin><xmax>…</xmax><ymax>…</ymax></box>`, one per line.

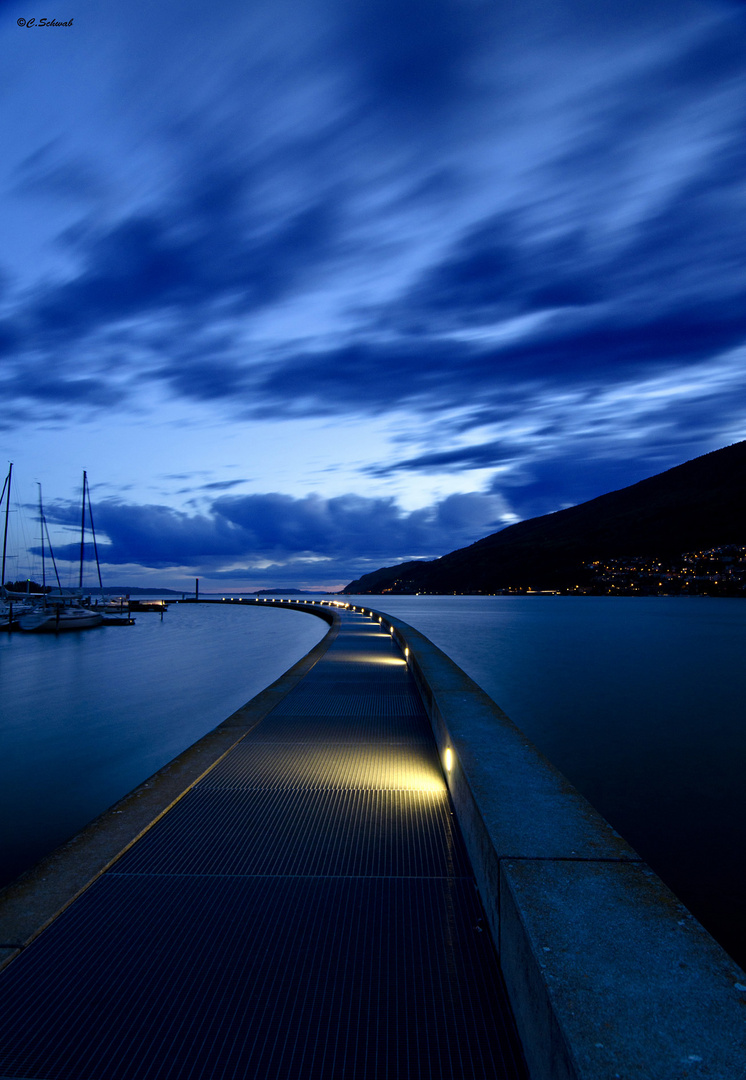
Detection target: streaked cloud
<box><xmin>1</xmin><ymin>0</ymin><xmax>745</xmax><ymax>585</ymax></box>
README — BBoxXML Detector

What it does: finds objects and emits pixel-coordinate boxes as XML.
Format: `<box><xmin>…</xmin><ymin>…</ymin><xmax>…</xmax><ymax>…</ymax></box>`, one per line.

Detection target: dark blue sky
<box><xmin>2</xmin><ymin>0</ymin><xmax>745</xmax><ymax>588</ymax></box>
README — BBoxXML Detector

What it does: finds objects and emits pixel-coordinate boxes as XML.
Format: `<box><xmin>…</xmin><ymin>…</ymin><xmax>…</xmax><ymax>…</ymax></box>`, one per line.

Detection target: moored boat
<box><xmin>18</xmin><ymin>600</ymin><xmax>104</xmax><ymax>633</ymax></box>
<box><xmin>16</xmin><ymin>471</ymin><xmax>110</xmax><ymax>634</ymax></box>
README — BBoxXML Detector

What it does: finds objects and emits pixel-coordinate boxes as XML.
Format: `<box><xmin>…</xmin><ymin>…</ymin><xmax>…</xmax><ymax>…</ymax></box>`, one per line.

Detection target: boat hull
<box><xmin>18</xmin><ymin>608</ymin><xmax>104</xmax><ymax>632</ymax></box>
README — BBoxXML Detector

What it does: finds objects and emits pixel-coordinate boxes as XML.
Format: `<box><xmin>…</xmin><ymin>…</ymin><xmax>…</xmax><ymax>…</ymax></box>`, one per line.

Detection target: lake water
<box><xmin>0</xmin><ymin>602</ymin><xmax>326</xmax><ymax>888</ymax></box>
<box><xmin>347</xmin><ymin>595</ymin><xmax>746</xmax><ymax>969</ymax></box>
<box><xmin>1</xmin><ymin>595</ymin><xmax>745</xmax><ymax>970</ymax></box>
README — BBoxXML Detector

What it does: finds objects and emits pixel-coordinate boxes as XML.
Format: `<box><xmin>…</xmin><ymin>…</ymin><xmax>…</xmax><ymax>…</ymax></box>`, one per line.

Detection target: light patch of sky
<box><xmin>594</xmin><ymin>348</ymin><xmax>746</xmax><ymax>410</ymax></box>
<box><xmin>0</xmin><ymin>4</ymin><xmax>177</xmax><ymax>288</ymax></box>
<box><xmin>100</xmin><ymin>0</ymin><xmax>352</xmax><ymax>219</ymax></box>
<box><xmin>26</xmin><ymin>339</ymin><xmax>734</xmax><ymax>529</ymax></box>
<box><xmin>463</xmin><ymin>13</ymin><xmax>730</xmax><ymax>253</ymax></box>
<box><xmin>441</xmin><ymin>311</ymin><xmax>560</xmax><ymax>346</ymax></box>
<box><xmin>376</xmin><ymin>350</ymin><xmax>746</xmax><ymax>492</ymax></box>
<box><xmin>2</xmin><ymin>399</ymin><xmax>464</xmax><ymax>518</ymax></box>
<box><xmin>410</xmin><ymin>469</ymin><xmax>504</xmax><ymax>505</ymax></box>
<box><xmin>485</xmin><ymin>351</ymin><xmax>746</xmax><ymax>464</ymax></box>
<box><xmin>598</xmin><ymin>93</ymin><xmax>743</xmax><ymax>243</ymax></box>
<box><xmin>2</xmin><ymin>11</ymin><xmax>327</xmax><ymax>309</ymax></box>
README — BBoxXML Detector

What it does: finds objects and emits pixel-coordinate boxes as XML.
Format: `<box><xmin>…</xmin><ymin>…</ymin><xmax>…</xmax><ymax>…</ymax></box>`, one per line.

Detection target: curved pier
<box><xmin>0</xmin><ymin>600</ymin><xmax>526</xmax><ymax>1079</ymax></box>
<box><xmin>1</xmin><ymin>596</ymin><xmax>744</xmax><ymax>1079</ymax></box>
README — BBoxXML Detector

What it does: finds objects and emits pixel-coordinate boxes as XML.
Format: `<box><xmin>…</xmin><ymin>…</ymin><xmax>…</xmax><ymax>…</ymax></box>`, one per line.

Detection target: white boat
<box><xmin>17</xmin><ymin>471</ymin><xmax>106</xmax><ymax>634</ymax></box>
<box><xmin>18</xmin><ymin>600</ymin><xmax>104</xmax><ymax>632</ymax></box>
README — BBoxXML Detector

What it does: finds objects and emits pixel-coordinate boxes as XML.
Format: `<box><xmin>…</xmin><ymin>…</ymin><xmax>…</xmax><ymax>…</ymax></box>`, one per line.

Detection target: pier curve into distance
<box><xmin>0</xmin><ymin>596</ymin><xmax>744</xmax><ymax>1079</ymax></box>
<box><xmin>348</xmin><ymin>600</ymin><xmax>746</xmax><ymax>1080</ymax></box>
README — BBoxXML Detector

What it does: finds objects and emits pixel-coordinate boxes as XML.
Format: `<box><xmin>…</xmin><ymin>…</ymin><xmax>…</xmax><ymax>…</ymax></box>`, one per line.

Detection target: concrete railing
<box><xmin>336</xmin><ymin>601</ymin><xmax>746</xmax><ymax>1080</ymax></box>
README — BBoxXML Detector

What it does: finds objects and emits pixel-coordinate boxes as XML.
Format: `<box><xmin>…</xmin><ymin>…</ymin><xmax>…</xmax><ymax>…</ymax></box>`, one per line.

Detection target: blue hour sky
<box><xmin>1</xmin><ymin>0</ymin><xmax>745</xmax><ymax>590</ymax></box>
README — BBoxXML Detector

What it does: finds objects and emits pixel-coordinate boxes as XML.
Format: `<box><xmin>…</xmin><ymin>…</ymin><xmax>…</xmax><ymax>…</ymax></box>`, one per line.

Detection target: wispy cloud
<box><xmin>2</xmin><ymin>0</ymin><xmax>746</xmax><ymax>581</ymax></box>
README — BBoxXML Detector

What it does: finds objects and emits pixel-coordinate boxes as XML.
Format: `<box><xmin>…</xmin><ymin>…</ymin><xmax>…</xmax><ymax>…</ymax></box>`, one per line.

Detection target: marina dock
<box><xmin>0</xmin><ymin>602</ymin><xmax>527</xmax><ymax>1079</ymax></box>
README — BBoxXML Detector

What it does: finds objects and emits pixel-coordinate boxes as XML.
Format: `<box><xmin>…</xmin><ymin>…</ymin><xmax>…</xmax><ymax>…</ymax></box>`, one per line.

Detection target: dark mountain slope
<box><xmin>344</xmin><ymin>441</ymin><xmax>746</xmax><ymax>593</ymax></box>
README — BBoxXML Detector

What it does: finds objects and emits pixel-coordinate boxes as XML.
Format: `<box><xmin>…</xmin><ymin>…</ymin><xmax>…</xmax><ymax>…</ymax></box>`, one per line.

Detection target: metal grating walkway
<box><xmin>0</xmin><ymin>605</ymin><xmax>527</xmax><ymax>1080</ymax></box>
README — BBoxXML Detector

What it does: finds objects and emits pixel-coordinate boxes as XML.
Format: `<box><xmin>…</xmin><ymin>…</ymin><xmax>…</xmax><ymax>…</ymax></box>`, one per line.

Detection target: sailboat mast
<box><xmin>85</xmin><ymin>475</ymin><xmax>104</xmax><ymax>593</ymax></box>
<box><xmin>38</xmin><ymin>483</ymin><xmax>46</xmax><ymax>590</ymax></box>
<box><xmin>43</xmin><ymin>514</ymin><xmax>62</xmax><ymax>590</ymax></box>
<box><xmin>79</xmin><ymin>470</ymin><xmax>87</xmax><ymax>590</ymax></box>
<box><xmin>1</xmin><ymin>462</ymin><xmax>11</xmax><ymax>589</ymax></box>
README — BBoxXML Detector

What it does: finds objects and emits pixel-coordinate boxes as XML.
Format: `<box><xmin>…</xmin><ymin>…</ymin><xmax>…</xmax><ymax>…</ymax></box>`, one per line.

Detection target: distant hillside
<box><xmin>95</xmin><ymin>586</ymin><xmax>183</xmax><ymax>595</ymax></box>
<box><xmin>254</xmin><ymin>588</ymin><xmax>308</xmax><ymax>595</ymax></box>
<box><xmin>344</xmin><ymin>442</ymin><xmax>746</xmax><ymax>594</ymax></box>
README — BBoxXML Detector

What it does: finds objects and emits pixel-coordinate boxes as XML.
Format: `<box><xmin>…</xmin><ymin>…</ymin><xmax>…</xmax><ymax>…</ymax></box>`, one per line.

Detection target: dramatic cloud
<box><xmin>42</xmin><ymin>488</ymin><xmax>513</xmax><ymax>583</ymax></box>
<box><xmin>2</xmin><ymin>0</ymin><xmax>746</xmax><ymax>585</ymax></box>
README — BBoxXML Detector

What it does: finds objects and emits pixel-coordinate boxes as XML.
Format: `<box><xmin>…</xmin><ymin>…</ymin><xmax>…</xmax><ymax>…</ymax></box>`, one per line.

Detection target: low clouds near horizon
<box><xmin>42</xmin><ymin>488</ymin><xmax>513</xmax><ymax>586</ymax></box>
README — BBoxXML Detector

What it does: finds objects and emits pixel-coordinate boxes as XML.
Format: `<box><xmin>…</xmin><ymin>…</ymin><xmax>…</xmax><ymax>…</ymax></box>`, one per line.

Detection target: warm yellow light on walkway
<box><xmin>445</xmin><ymin>748</ymin><xmax>453</xmax><ymax>772</ymax></box>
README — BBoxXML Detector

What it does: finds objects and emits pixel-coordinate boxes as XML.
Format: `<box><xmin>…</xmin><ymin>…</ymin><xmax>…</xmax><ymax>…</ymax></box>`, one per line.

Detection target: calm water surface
<box><xmin>347</xmin><ymin>595</ymin><xmax>746</xmax><ymax>968</ymax></box>
<box><xmin>0</xmin><ymin>602</ymin><xmax>326</xmax><ymax>888</ymax></box>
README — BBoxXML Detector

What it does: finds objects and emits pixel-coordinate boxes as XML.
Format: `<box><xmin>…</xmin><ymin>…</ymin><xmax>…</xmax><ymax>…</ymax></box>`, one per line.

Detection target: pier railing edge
<box><xmin>346</xmin><ymin>601</ymin><xmax>746</xmax><ymax>1080</ymax></box>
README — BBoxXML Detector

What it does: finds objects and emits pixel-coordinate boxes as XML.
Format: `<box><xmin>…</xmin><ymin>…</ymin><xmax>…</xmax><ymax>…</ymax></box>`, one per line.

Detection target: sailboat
<box><xmin>18</xmin><ymin>472</ymin><xmax>104</xmax><ymax>633</ymax></box>
<box><xmin>0</xmin><ymin>464</ymin><xmax>38</xmax><ymax>628</ymax></box>
<box><xmin>18</xmin><ymin>601</ymin><xmax>104</xmax><ymax>632</ymax></box>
